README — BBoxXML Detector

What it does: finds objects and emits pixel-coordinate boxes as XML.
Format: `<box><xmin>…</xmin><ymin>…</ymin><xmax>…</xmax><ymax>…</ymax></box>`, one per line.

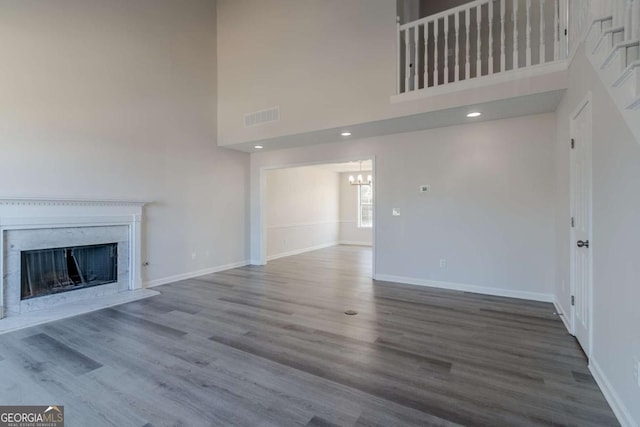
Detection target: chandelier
<box><xmin>348</xmin><ymin>161</ymin><xmax>372</xmax><ymax>186</ymax></box>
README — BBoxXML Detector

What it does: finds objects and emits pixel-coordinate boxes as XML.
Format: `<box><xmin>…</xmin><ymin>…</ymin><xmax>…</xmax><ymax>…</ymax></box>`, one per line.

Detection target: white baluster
<box><xmin>397</xmin><ymin>17</ymin><xmax>401</xmax><ymax>94</ymax></box>
<box><xmin>540</xmin><ymin>0</ymin><xmax>546</xmax><ymax>64</ymax></box>
<box><xmin>500</xmin><ymin>0</ymin><xmax>506</xmax><ymax>72</ymax></box>
<box><xmin>554</xmin><ymin>0</ymin><xmax>559</xmax><ymax>60</ymax></box>
<box><xmin>404</xmin><ymin>28</ymin><xmax>411</xmax><ymax>91</ymax></box>
<box><xmin>444</xmin><ymin>15</ymin><xmax>449</xmax><ymax>83</ymax></box>
<box><xmin>414</xmin><ymin>24</ymin><xmax>419</xmax><ymax>90</ymax></box>
<box><xmin>423</xmin><ymin>23</ymin><xmax>429</xmax><ymax>87</ymax></box>
<box><xmin>526</xmin><ymin>0</ymin><xmax>532</xmax><ymax>67</ymax></box>
<box><xmin>466</xmin><ymin>9</ymin><xmax>471</xmax><ymax>79</ymax></box>
<box><xmin>434</xmin><ymin>19</ymin><xmax>439</xmax><ymax>86</ymax></box>
<box><xmin>633</xmin><ymin>0</ymin><xmax>640</xmax><ymax>40</ymax></box>
<box><xmin>513</xmin><ymin>0</ymin><xmax>519</xmax><ymax>69</ymax></box>
<box><xmin>617</xmin><ymin>0</ymin><xmax>625</xmax><ymax>28</ymax></box>
<box><xmin>477</xmin><ymin>5</ymin><xmax>482</xmax><ymax>76</ymax></box>
<box><xmin>489</xmin><ymin>0</ymin><xmax>494</xmax><ymax>74</ymax></box>
<box><xmin>624</xmin><ymin>0</ymin><xmax>633</xmax><ymax>41</ymax></box>
<box><xmin>454</xmin><ymin>12</ymin><xmax>460</xmax><ymax>82</ymax></box>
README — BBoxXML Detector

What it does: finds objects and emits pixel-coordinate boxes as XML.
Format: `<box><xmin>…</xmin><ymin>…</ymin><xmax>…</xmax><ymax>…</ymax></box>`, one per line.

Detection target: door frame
<box><xmin>256</xmin><ymin>155</ymin><xmax>377</xmax><ymax>277</ymax></box>
<box><xmin>569</xmin><ymin>91</ymin><xmax>593</xmax><ymax>357</ymax></box>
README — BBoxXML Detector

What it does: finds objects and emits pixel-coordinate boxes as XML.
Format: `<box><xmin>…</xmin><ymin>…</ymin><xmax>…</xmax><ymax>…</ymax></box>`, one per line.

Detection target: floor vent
<box><xmin>244</xmin><ymin>106</ymin><xmax>280</xmax><ymax>128</ymax></box>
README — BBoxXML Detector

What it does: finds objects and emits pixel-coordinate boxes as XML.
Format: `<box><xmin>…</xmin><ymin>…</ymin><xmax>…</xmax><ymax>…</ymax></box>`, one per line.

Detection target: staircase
<box><xmin>582</xmin><ymin>0</ymin><xmax>640</xmax><ymax>141</ymax></box>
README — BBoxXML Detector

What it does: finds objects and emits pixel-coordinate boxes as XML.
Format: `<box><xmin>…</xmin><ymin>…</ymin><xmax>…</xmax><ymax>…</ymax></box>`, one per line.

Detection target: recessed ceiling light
<box><xmin>341</xmin><ymin>131</ymin><xmax>352</xmax><ymax>136</ymax></box>
<box><xmin>254</xmin><ymin>145</ymin><xmax>263</xmax><ymax>149</ymax></box>
<box><xmin>466</xmin><ymin>112</ymin><xmax>482</xmax><ymax>118</ymax></box>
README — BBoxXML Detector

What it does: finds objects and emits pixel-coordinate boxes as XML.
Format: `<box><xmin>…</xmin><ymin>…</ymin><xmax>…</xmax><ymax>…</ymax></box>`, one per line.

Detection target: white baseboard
<box><xmin>338</xmin><ymin>240</ymin><xmax>372</xmax><ymax>247</ymax></box>
<box><xmin>144</xmin><ymin>260</ymin><xmax>249</xmax><ymax>288</ymax></box>
<box><xmin>373</xmin><ymin>274</ymin><xmax>554</xmax><ymax>303</ymax></box>
<box><xmin>589</xmin><ymin>358</ymin><xmax>638</xmax><ymax>427</ymax></box>
<box><xmin>553</xmin><ymin>297</ymin><xmax>573</xmax><ymax>334</ymax></box>
<box><xmin>266</xmin><ymin>242</ymin><xmax>337</xmax><ymax>261</ymax></box>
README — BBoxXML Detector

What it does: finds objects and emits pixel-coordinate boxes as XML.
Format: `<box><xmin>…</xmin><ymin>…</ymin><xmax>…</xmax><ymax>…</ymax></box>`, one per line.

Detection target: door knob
<box><xmin>577</xmin><ymin>240</ymin><xmax>589</xmax><ymax>248</ymax></box>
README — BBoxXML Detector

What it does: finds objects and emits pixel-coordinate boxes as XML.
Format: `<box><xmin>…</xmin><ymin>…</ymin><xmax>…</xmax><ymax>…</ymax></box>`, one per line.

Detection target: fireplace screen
<box><xmin>21</xmin><ymin>243</ymin><xmax>118</xmax><ymax>300</ymax></box>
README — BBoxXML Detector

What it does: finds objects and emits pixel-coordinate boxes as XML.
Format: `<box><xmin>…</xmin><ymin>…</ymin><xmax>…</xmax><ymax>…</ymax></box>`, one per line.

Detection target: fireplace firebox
<box><xmin>21</xmin><ymin>243</ymin><xmax>118</xmax><ymax>300</ymax></box>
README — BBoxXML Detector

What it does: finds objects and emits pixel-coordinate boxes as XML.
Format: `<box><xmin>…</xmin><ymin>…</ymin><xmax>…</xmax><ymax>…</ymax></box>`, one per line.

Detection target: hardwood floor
<box><xmin>0</xmin><ymin>246</ymin><xmax>618</xmax><ymax>426</ymax></box>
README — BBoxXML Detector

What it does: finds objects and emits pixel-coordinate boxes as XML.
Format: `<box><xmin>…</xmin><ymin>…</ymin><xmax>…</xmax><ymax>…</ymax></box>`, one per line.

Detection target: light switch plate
<box><xmin>392</xmin><ymin>208</ymin><xmax>401</xmax><ymax>216</ymax></box>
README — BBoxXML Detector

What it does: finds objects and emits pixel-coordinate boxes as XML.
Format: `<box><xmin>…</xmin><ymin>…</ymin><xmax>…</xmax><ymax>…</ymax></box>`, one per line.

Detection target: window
<box><xmin>358</xmin><ymin>184</ymin><xmax>373</xmax><ymax>228</ymax></box>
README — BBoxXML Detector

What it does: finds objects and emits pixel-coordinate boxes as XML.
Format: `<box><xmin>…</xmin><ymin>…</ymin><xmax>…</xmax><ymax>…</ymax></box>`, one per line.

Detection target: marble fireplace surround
<box><xmin>0</xmin><ymin>197</ymin><xmax>149</xmax><ymax>321</ymax></box>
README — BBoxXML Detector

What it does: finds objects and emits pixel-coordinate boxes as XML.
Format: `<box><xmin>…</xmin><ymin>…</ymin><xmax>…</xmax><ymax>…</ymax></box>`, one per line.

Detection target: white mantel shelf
<box><xmin>0</xmin><ymin>197</ymin><xmax>151</xmax><ymax>207</ymax></box>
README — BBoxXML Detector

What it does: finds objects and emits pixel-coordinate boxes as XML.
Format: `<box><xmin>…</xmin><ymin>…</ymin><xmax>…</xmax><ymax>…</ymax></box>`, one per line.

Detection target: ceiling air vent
<box><xmin>244</xmin><ymin>106</ymin><xmax>280</xmax><ymax>128</ymax></box>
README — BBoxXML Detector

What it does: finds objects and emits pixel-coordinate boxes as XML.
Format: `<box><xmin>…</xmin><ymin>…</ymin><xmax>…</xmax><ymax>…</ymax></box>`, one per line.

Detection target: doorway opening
<box><xmin>260</xmin><ymin>158</ymin><xmax>375</xmax><ymax>278</ymax></box>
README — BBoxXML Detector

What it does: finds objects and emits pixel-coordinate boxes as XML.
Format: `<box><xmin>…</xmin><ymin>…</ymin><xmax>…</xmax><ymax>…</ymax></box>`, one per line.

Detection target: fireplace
<box><xmin>1</xmin><ymin>197</ymin><xmax>147</xmax><ymax>320</ymax></box>
<box><xmin>21</xmin><ymin>243</ymin><xmax>118</xmax><ymax>300</ymax></box>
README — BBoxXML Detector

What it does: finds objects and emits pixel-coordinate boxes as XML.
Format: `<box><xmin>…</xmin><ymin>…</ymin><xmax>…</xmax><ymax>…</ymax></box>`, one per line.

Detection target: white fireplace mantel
<box><xmin>0</xmin><ymin>197</ymin><xmax>151</xmax><ymax>320</ymax></box>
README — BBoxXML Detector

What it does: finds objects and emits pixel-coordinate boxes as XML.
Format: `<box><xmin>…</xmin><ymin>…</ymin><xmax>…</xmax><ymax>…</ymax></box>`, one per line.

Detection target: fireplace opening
<box><xmin>21</xmin><ymin>243</ymin><xmax>118</xmax><ymax>300</ymax></box>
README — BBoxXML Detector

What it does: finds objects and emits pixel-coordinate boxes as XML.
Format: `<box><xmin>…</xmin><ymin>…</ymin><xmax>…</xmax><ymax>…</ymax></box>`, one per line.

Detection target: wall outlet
<box><xmin>419</xmin><ymin>185</ymin><xmax>431</xmax><ymax>193</ymax></box>
<box><xmin>439</xmin><ymin>259</ymin><xmax>447</xmax><ymax>268</ymax></box>
<box><xmin>392</xmin><ymin>208</ymin><xmax>401</xmax><ymax>216</ymax></box>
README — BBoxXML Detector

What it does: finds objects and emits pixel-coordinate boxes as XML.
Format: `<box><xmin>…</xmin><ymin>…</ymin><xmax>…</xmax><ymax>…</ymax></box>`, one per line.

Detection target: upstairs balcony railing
<box><xmin>397</xmin><ymin>0</ymin><xmax>564</xmax><ymax>94</ymax></box>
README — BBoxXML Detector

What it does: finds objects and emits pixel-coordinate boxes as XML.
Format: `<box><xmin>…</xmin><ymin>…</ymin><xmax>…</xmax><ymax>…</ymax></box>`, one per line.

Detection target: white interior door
<box><xmin>570</xmin><ymin>97</ymin><xmax>593</xmax><ymax>356</ymax></box>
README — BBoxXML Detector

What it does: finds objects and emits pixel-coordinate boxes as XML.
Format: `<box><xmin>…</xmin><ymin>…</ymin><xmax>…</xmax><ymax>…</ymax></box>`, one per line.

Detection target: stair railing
<box><xmin>397</xmin><ymin>0</ymin><xmax>563</xmax><ymax>94</ymax></box>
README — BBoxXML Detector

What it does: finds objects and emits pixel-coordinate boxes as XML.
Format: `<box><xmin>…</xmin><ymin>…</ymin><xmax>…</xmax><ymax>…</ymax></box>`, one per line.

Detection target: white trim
<box><xmin>589</xmin><ymin>358</ymin><xmax>639</xmax><ymax>427</ymax></box>
<box><xmin>374</xmin><ymin>274</ymin><xmax>554</xmax><ymax>302</ymax></box>
<box><xmin>553</xmin><ymin>297</ymin><xmax>573</xmax><ymax>334</ymax></box>
<box><xmin>267</xmin><ymin>220</ymin><xmax>339</xmax><ymax>230</ymax></box>
<box><xmin>338</xmin><ymin>241</ymin><xmax>372</xmax><ymax>247</ymax></box>
<box><xmin>266</xmin><ymin>242</ymin><xmax>337</xmax><ymax>262</ymax></box>
<box><xmin>144</xmin><ymin>260</ymin><xmax>250</xmax><ymax>288</ymax></box>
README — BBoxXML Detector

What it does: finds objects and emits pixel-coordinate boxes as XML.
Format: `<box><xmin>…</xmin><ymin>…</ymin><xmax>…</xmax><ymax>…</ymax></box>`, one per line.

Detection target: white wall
<box><xmin>266</xmin><ymin>166</ymin><xmax>339</xmax><ymax>259</ymax></box>
<box><xmin>555</xmin><ymin>47</ymin><xmax>640</xmax><ymax>425</ymax></box>
<box><xmin>252</xmin><ymin>114</ymin><xmax>557</xmax><ymax>301</ymax></box>
<box><xmin>339</xmin><ymin>172</ymin><xmax>373</xmax><ymax>246</ymax></box>
<box><xmin>217</xmin><ymin>0</ymin><xmax>396</xmax><ymax>146</ymax></box>
<box><xmin>0</xmin><ymin>0</ymin><xmax>249</xmax><ymax>286</ymax></box>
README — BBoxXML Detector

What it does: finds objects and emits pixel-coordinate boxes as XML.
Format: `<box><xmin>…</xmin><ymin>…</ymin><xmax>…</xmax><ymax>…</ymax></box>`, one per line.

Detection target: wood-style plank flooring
<box><xmin>0</xmin><ymin>246</ymin><xmax>618</xmax><ymax>426</ymax></box>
